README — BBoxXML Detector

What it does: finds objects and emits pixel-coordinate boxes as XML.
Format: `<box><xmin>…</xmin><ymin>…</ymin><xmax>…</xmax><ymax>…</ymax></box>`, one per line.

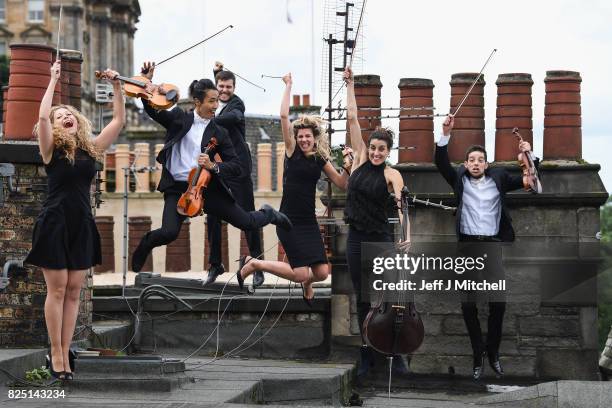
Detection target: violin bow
<box><xmin>56</xmin><ymin>2</ymin><xmax>63</xmax><ymax>60</ymax></box>
<box><xmin>451</xmin><ymin>48</ymin><xmax>497</xmax><ymax>117</ymax></box>
<box><xmin>153</xmin><ymin>25</ymin><xmax>234</xmax><ymax>68</ymax></box>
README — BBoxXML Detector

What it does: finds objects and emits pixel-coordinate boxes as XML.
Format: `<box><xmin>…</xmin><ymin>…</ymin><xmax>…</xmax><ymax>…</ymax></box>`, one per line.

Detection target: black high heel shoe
<box><xmin>235</xmin><ymin>256</ymin><xmax>252</xmax><ymax>290</ymax></box>
<box><xmin>300</xmin><ymin>283</ymin><xmax>314</xmax><ymax>307</ymax></box>
<box><xmin>46</xmin><ymin>348</ymin><xmax>65</xmax><ymax>380</ymax></box>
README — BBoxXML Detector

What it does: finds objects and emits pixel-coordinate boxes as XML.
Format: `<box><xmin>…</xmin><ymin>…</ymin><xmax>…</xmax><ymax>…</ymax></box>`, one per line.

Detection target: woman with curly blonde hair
<box><xmin>25</xmin><ymin>60</ymin><xmax>125</xmax><ymax>380</ymax></box>
<box><xmin>237</xmin><ymin>73</ymin><xmax>352</xmax><ymax>305</ymax></box>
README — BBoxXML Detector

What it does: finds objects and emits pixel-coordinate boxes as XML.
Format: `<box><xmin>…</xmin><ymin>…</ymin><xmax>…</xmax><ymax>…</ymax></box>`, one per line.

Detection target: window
<box><xmin>28</xmin><ymin>0</ymin><xmax>45</xmax><ymax>23</ymax></box>
<box><xmin>0</xmin><ymin>40</ymin><xmax>6</xmax><ymax>56</ymax></box>
<box><xmin>0</xmin><ymin>1</ymin><xmax>5</xmax><ymax>22</ymax></box>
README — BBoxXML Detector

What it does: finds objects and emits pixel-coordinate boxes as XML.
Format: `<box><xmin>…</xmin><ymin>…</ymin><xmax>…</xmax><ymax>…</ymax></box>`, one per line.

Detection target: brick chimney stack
<box><xmin>543</xmin><ymin>71</ymin><xmax>582</xmax><ymax>160</ymax></box>
<box><xmin>397</xmin><ymin>78</ymin><xmax>434</xmax><ymax>163</ymax></box>
<box><xmin>5</xmin><ymin>44</ymin><xmax>60</xmax><ymax>140</ymax></box>
<box><xmin>495</xmin><ymin>73</ymin><xmax>534</xmax><ymax>161</ymax></box>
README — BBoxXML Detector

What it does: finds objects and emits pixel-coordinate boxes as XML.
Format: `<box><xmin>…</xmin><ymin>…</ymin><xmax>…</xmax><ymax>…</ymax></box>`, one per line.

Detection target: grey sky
<box><xmin>134</xmin><ymin>0</ymin><xmax>612</xmax><ymax>192</ymax></box>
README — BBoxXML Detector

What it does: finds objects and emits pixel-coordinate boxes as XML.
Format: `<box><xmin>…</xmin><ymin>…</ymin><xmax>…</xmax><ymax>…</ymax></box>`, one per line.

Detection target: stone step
<box><xmin>64</xmin><ymin>375</ymin><xmax>193</xmax><ymax>393</ymax></box>
<box><xmin>74</xmin><ymin>355</ymin><xmax>185</xmax><ymax>377</ymax></box>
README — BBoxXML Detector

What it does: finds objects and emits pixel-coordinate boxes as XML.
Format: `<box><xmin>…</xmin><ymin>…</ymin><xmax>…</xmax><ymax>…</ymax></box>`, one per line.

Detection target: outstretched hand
<box><xmin>214</xmin><ymin>61</ymin><xmax>224</xmax><ymax>72</ymax></box>
<box><xmin>442</xmin><ymin>114</ymin><xmax>454</xmax><ymax>136</ymax></box>
<box><xmin>343</xmin><ymin>66</ymin><xmax>353</xmax><ymax>84</ymax></box>
<box><xmin>282</xmin><ymin>73</ymin><xmax>292</xmax><ymax>86</ymax></box>
<box><xmin>342</xmin><ymin>146</ymin><xmax>354</xmax><ymax>170</ymax></box>
<box><xmin>396</xmin><ymin>239</ymin><xmax>411</xmax><ymax>253</ymax></box>
<box><xmin>50</xmin><ymin>60</ymin><xmax>61</xmax><ymax>81</ymax></box>
<box><xmin>519</xmin><ymin>140</ymin><xmax>531</xmax><ymax>153</ymax></box>
<box><xmin>100</xmin><ymin>69</ymin><xmax>120</xmax><ymax>86</ymax></box>
<box><xmin>141</xmin><ymin>61</ymin><xmax>155</xmax><ymax>80</ymax></box>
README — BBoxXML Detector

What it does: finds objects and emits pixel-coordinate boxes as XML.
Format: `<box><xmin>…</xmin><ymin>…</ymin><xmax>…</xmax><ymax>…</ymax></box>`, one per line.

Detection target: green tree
<box><xmin>0</xmin><ymin>54</ymin><xmax>8</xmax><ymax>87</ymax></box>
<box><xmin>599</xmin><ymin>196</ymin><xmax>612</xmax><ymax>350</ymax></box>
<box><xmin>0</xmin><ymin>55</ymin><xmax>8</xmax><ymax>124</ymax></box>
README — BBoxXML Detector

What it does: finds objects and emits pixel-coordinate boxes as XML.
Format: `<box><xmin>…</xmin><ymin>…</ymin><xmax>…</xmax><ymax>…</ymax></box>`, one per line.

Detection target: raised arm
<box><xmin>93</xmin><ymin>69</ymin><xmax>125</xmax><ymax>151</ymax></box>
<box><xmin>345</xmin><ymin>67</ymin><xmax>367</xmax><ymax>170</ymax></box>
<box><xmin>215</xmin><ymin>97</ymin><xmax>245</xmax><ymax>127</ymax></box>
<box><xmin>37</xmin><ymin>60</ymin><xmax>61</xmax><ymax>164</ymax></box>
<box><xmin>434</xmin><ymin>115</ymin><xmax>458</xmax><ymax>187</ymax></box>
<box><xmin>280</xmin><ymin>73</ymin><xmax>296</xmax><ymax>157</ymax></box>
<box><xmin>139</xmin><ymin>61</ymin><xmax>174</xmax><ymax>129</ymax></box>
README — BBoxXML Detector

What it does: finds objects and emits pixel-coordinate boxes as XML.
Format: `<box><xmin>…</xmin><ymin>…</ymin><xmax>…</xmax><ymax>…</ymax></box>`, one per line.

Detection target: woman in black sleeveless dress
<box><xmin>237</xmin><ymin>73</ymin><xmax>352</xmax><ymax>303</ymax></box>
<box><xmin>343</xmin><ymin>67</ymin><xmax>411</xmax><ymax>377</ymax></box>
<box><xmin>25</xmin><ymin>61</ymin><xmax>125</xmax><ymax>379</ymax></box>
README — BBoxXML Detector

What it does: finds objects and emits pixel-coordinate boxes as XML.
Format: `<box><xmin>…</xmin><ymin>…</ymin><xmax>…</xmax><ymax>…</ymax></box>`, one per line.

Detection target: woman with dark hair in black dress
<box><xmin>237</xmin><ymin>73</ymin><xmax>352</xmax><ymax>303</ymax></box>
<box><xmin>343</xmin><ymin>67</ymin><xmax>411</xmax><ymax>377</ymax></box>
<box><xmin>25</xmin><ymin>61</ymin><xmax>125</xmax><ymax>379</ymax></box>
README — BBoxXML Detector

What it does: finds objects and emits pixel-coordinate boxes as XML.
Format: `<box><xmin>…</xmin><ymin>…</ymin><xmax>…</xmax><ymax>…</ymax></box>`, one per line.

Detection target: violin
<box><xmin>512</xmin><ymin>127</ymin><xmax>542</xmax><ymax>194</ymax></box>
<box><xmin>176</xmin><ymin>138</ymin><xmax>218</xmax><ymax>217</ymax></box>
<box><xmin>94</xmin><ymin>70</ymin><xmax>179</xmax><ymax>110</ymax></box>
<box><xmin>362</xmin><ymin>186</ymin><xmax>424</xmax><ymax>355</ymax></box>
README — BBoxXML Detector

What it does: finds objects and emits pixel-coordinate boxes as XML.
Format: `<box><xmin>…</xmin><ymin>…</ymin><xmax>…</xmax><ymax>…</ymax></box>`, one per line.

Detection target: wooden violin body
<box><xmin>512</xmin><ymin>127</ymin><xmax>542</xmax><ymax>194</ymax></box>
<box><xmin>362</xmin><ymin>186</ymin><xmax>424</xmax><ymax>355</ymax></box>
<box><xmin>176</xmin><ymin>138</ymin><xmax>218</xmax><ymax>217</ymax></box>
<box><xmin>94</xmin><ymin>71</ymin><xmax>179</xmax><ymax>110</ymax></box>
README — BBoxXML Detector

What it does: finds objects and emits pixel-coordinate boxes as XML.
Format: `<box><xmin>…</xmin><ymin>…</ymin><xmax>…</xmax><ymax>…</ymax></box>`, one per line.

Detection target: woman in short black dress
<box><xmin>25</xmin><ymin>61</ymin><xmax>125</xmax><ymax>379</ymax></box>
<box><xmin>237</xmin><ymin>73</ymin><xmax>352</xmax><ymax>303</ymax></box>
<box><xmin>343</xmin><ymin>67</ymin><xmax>411</xmax><ymax>377</ymax></box>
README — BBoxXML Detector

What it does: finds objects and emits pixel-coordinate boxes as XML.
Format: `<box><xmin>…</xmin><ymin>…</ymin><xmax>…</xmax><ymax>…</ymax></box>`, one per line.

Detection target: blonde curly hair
<box><xmin>35</xmin><ymin>105</ymin><xmax>102</xmax><ymax>163</ymax></box>
<box><xmin>291</xmin><ymin>115</ymin><xmax>330</xmax><ymax>161</ymax></box>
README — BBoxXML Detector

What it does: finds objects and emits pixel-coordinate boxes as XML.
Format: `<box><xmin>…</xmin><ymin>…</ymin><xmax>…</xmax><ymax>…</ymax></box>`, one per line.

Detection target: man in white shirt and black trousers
<box><xmin>203</xmin><ymin>62</ymin><xmax>265</xmax><ymax>288</ymax></box>
<box><xmin>435</xmin><ymin>114</ymin><xmax>537</xmax><ymax>380</ymax></box>
<box><xmin>131</xmin><ymin>62</ymin><xmax>292</xmax><ymax>275</ymax></box>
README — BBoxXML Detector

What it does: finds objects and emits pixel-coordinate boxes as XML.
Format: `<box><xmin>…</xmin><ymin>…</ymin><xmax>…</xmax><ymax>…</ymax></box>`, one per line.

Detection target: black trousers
<box><xmin>146</xmin><ymin>180</ymin><xmax>271</xmax><ymax>250</ymax></box>
<box><xmin>458</xmin><ymin>234</ymin><xmax>506</xmax><ymax>356</ymax></box>
<box><xmin>346</xmin><ymin>226</ymin><xmax>393</xmax><ymax>341</ymax></box>
<box><xmin>206</xmin><ymin>176</ymin><xmax>262</xmax><ymax>266</ymax></box>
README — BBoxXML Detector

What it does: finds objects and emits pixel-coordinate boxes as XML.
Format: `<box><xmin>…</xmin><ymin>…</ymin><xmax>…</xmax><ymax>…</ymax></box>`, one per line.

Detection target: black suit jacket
<box><xmin>216</xmin><ymin>94</ymin><xmax>252</xmax><ymax>179</ymax></box>
<box><xmin>142</xmin><ymin>100</ymin><xmax>241</xmax><ymax>198</ymax></box>
<box><xmin>434</xmin><ymin>144</ymin><xmax>524</xmax><ymax>242</ymax></box>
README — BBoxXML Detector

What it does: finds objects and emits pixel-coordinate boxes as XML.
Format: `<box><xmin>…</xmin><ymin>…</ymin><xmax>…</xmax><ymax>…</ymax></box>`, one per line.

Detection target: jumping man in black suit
<box><xmin>434</xmin><ymin>114</ymin><xmax>538</xmax><ymax>380</ymax></box>
<box><xmin>131</xmin><ymin>62</ymin><xmax>291</xmax><ymax>274</ymax></box>
<box><xmin>203</xmin><ymin>61</ymin><xmax>265</xmax><ymax>287</ymax></box>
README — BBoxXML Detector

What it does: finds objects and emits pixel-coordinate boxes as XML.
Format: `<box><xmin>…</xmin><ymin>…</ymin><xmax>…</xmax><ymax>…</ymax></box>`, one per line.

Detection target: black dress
<box><xmin>25</xmin><ymin>148</ymin><xmax>101</xmax><ymax>270</ymax></box>
<box><xmin>344</xmin><ymin>160</ymin><xmax>396</xmax><ymax>330</ymax></box>
<box><xmin>277</xmin><ymin>148</ymin><xmax>328</xmax><ymax>268</ymax></box>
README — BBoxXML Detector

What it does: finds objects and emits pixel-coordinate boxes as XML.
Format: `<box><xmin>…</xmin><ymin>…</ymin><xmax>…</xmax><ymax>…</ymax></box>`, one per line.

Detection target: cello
<box><xmin>176</xmin><ymin>138</ymin><xmax>218</xmax><ymax>217</ymax></box>
<box><xmin>512</xmin><ymin>127</ymin><xmax>542</xmax><ymax>194</ymax></box>
<box><xmin>362</xmin><ymin>186</ymin><xmax>425</xmax><ymax>355</ymax></box>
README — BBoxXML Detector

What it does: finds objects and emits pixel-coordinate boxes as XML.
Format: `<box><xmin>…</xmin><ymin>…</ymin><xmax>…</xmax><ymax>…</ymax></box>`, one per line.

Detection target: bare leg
<box><xmin>43</xmin><ymin>268</ymin><xmax>68</xmax><ymax>374</ymax></box>
<box><xmin>61</xmin><ymin>269</ymin><xmax>87</xmax><ymax>374</ymax></box>
<box><xmin>241</xmin><ymin>257</ymin><xmax>310</xmax><ymax>283</ymax></box>
<box><xmin>302</xmin><ymin>263</ymin><xmax>330</xmax><ymax>300</ymax></box>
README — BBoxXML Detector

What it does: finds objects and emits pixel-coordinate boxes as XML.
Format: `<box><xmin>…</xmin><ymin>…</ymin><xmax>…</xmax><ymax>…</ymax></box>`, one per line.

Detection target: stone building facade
<box><xmin>0</xmin><ymin>0</ymin><xmax>140</xmax><ymax>125</ymax></box>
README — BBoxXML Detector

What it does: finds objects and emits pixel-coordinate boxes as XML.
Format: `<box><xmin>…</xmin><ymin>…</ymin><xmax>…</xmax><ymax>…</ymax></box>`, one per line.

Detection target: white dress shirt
<box><xmin>215</xmin><ymin>101</ymin><xmax>227</xmax><ymax>116</ymax></box>
<box><xmin>168</xmin><ymin>111</ymin><xmax>210</xmax><ymax>182</ymax></box>
<box><xmin>459</xmin><ymin>174</ymin><xmax>501</xmax><ymax>236</ymax></box>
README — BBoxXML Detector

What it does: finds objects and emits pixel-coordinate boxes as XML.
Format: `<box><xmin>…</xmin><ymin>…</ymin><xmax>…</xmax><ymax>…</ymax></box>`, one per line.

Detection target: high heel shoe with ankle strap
<box><xmin>235</xmin><ymin>256</ymin><xmax>253</xmax><ymax>290</ymax></box>
<box><xmin>300</xmin><ymin>283</ymin><xmax>314</xmax><ymax>307</ymax></box>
